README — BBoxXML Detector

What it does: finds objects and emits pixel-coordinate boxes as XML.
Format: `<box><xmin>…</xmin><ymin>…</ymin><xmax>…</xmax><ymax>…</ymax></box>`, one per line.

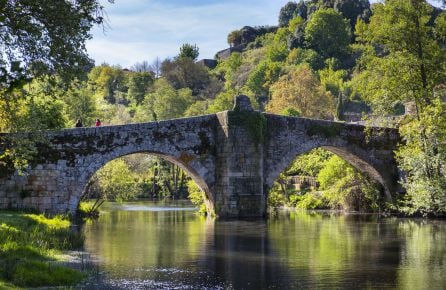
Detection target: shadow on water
<box><xmin>79</xmin><ymin>201</ymin><xmax>446</xmax><ymax>289</ymax></box>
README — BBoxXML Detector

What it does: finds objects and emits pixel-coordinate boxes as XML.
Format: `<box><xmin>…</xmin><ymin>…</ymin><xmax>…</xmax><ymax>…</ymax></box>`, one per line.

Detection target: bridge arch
<box><xmin>265</xmin><ymin>144</ymin><xmax>391</xmax><ymax>200</ymax></box>
<box><xmin>264</xmin><ymin>116</ymin><xmax>400</xmax><ymax>201</ymax></box>
<box><xmin>75</xmin><ymin>150</ymin><xmax>215</xmax><ymax>214</ymax></box>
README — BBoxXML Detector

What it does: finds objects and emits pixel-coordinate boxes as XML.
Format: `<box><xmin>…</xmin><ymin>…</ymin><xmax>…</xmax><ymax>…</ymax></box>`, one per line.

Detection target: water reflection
<box><xmin>83</xmin><ymin>201</ymin><xmax>446</xmax><ymax>289</ymax></box>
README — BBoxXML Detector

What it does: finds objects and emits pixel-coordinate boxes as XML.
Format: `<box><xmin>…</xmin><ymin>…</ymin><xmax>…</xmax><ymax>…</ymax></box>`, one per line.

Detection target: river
<box><xmin>81</xmin><ymin>200</ymin><xmax>446</xmax><ymax>289</ymax></box>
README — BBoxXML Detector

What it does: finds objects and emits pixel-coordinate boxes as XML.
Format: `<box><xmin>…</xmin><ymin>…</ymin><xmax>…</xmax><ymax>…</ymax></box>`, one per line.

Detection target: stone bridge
<box><xmin>0</xmin><ymin>96</ymin><xmax>401</xmax><ymax>218</ymax></box>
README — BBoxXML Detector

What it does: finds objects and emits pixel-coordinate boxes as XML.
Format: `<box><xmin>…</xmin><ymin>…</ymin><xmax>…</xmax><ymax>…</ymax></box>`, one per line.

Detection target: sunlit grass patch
<box><xmin>77</xmin><ymin>200</ymin><xmax>101</xmax><ymax>220</ymax></box>
<box><xmin>11</xmin><ymin>260</ymin><xmax>85</xmax><ymax>287</ymax></box>
<box><xmin>0</xmin><ymin>280</ymin><xmax>21</xmax><ymax>290</ymax></box>
<box><xmin>0</xmin><ymin>210</ymin><xmax>85</xmax><ymax>288</ymax></box>
<box><xmin>24</xmin><ymin>214</ymin><xmax>70</xmax><ymax>229</ymax></box>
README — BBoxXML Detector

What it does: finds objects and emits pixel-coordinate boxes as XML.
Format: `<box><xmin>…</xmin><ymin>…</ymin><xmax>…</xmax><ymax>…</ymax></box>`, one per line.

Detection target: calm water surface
<box><xmin>82</xmin><ymin>200</ymin><xmax>446</xmax><ymax>289</ymax></box>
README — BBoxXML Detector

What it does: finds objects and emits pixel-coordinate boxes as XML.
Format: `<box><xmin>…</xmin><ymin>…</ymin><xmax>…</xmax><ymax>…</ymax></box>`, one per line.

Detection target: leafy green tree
<box><xmin>184</xmin><ymin>100</ymin><xmax>210</xmax><ymax>117</ymax></box>
<box><xmin>396</xmin><ymin>100</ymin><xmax>446</xmax><ymax>216</ymax></box>
<box><xmin>354</xmin><ymin>0</ymin><xmax>446</xmax><ymax>216</ymax></box>
<box><xmin>187</xmin><ymin>180</ymin><xmax>207</xmax><ymax>215</ymax></box>
<box><xmin>287</xmin><ymin>148</ymin><xmax>333</xmax><ymax>177</ymax></box>
<box><xmin>354</xmin><ymin>0</ymin><xmax>445</xmax><ymax>111</ymax></box>
<box><xmin>94</xmin><ymin>159</ymin><xmax>139</xmax><ymax>202</ymax></box>
<box><xmin>62</xmin><ymin>82</ymin><xmax>97</xmax><ymax>126</ymax></box>
<box><xmin>319</xmin><ymin>58</ymin><xmax>347</xmax><ymax>98</ymax></box>
<box><xmin>286</xmin><ymin>48</ymin><xmax>324</xmax><ymax>70</ymax></box>
<box><xmin>178</xmin><ymin>43</ymin><xmax>199</xmax><ymax>61</ymax></box>
<box><xmin>0</xmin><ymin>0</ymin><xmax>110</xmax><ymax>172</ymax></box>
<box><xmin>305</xmin><ymin>8</ymin><xmax>352</xmax><ymax>59</ymax></box>
<box><xmin>266</xmin><ymin>28</ymin><xmax>290</xmax><ymax>62</ymax></box>
<box><xmin>207</xmin><ymin>89</ymin><xmax>238</xmax><ymax>113</ymax></box>
<box><xmin>246</xmin><ymin>61</ymin><xmax>282</xmax><ymax>97</ymax></box>
<box><xmin>88</xmin><ymin>64</ymin><xmax>128</xmax><ymax>104</ymax></box>
<box><xmin>0</xmin><ymin>79</ymin><xmax>67</xmax><ymax>172</ymax></box>
<box><xmin>281</xmin><ymin>107</ymin><xmax>301</xmax><ymax>117</ymax></box>
<box><xmin>0</xmin><ymin>0</ymin><xmax>108</xmax><ymax>91</ymax></box>
<box><xmin>142</xmin><ymin>78</ymin><xmax>194</xmax><ymax>121</ymax></box>
<box><xmin>317</xmin><ymin>155</ymin><xmax>381</xmax><ymax>211</ymax></box>
<box><xmin>127</xmin><ymin>72</ymin><xmax>154</xmax><ymax>105</ymax></box>
<box><xmin>287</xmin><ymin>16</ymin><xmax>307</xmax><ymax>49</ymax></box>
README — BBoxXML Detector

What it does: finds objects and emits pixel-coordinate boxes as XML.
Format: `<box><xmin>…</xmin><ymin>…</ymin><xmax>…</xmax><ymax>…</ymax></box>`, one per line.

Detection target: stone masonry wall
<box><xmin>0</xmin><ymin>115</ymin><xmax>218</xmax><ymax>214</ymax></box>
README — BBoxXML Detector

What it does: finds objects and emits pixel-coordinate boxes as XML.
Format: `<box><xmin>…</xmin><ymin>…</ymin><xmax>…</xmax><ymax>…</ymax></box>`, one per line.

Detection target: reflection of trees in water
<box><xmin>84</xmin><ymin>206</ymin><xmax>208</xmax><ymax>280</ymax></box>
<box><xmin>268</xmin><ymin>211</ymin><xmax>403</xmax><ymax>288</ymax></box>
<box><xmin>396</xmin><ymin>220</ymin><xmax>446</xmax><ymax>289</ymax></box>
<box><xmin>84</xmin><ymin>207</ymin><xmax>446</xmax><ymax>288</ymax></box>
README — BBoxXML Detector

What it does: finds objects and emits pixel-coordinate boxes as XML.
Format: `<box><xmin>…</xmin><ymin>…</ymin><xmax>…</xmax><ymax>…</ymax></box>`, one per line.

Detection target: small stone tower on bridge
<box><xmin>0</xmin><ymin>96</ymin><xmax>400</xmax><ymax>218</ymax></box>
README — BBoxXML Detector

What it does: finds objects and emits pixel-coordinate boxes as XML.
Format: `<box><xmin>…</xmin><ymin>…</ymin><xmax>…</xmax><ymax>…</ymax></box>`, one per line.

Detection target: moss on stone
<box><xmin>228</xmin><ymin>111</ymin><xmax>267</xmax><ymax>144</ymax></box>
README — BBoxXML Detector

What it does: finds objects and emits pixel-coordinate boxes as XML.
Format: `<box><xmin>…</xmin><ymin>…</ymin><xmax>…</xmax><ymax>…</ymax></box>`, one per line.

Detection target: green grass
<box><xmin>0</xmin><ymin>211</ymin><xmax>86</xmax><ymax>288</ymax></box>
<box><xmin>77</xmin><ymin>200</ymin><xmax>101</xmax><ymax>220</ymax></box>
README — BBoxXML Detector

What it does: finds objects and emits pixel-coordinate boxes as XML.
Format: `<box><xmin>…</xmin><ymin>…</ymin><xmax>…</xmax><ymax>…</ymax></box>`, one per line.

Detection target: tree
<box><xmin>354</xmin><ymin>0</ymin><xmax>446</xmax><ymax>216</ymax></box>
<box><xmin>161</xmin><ymin>57</ymin><xmax>215</xmax><ymax>98</ymax></box>
<box><xmin>150</xmin><ymin>57</ymin><xmax>162</xmax><ymax>78</ymax></box>
<box><xmin>333</xmin><ymin>0</ymin><xmax>371</xmax><ymax>28</ymax></box>
<box><xmin>227</xmin><ymin>30</ymin><xmax>243</xmax><ymax>47</ymax></box>
<box><xmin>286</xmin><ymin>48</ymin><xmax>324</xmax><ymax>70</ymax></box>
<box><xmin>94</xmin><ymin>159</ymin><xmax>139</xmax><ymax>202</ymax></box>
<box><xmin>0</xmin><ymin>1</ymin><xmax>110</xmax><ymax>172</ymax></box>
<box><xmin>247</xmin><ymin>60</ymin><xmax>282</xmax><ymax>97</ymax></box>
<box><xmin>396</xmin><ymin>100</ymin><xmax>446</xmax><ymax>216</ymax></box>
<box><xmin>317</xmin><ymin>155</ymin><xmax>380</xmax><ymax>211</ymax></box>
<box><xmin>178</xmin><ymin>43</ymin><xmax>200</xmax><ymax>61</ymax></box>
<box><xmin>279</xmin><ymin>1</ymin><xmax>308</xmax><ymax>27</ymax></box>
<box><xmin>88</xmin><ymin>64</ymin><xmax>128</xmax><ymax>104</ymax></box>
<box><xmin>131</xmin><ymin>61</ymin><xmax>152</xmax><ymax>73</ymax></box>
<box><xmin>354</xmin><ymin>0</ymin><xmax>445</xmax><ymax>111</ymax></box>
<box><xmin>127</xmin><ymin>72</ymin><xmax>154</xmax><ymax>105</ymax></box>
<box><xmin>62</xmin><ymin>81</ymin><xmax>97</xmax><ymax>126</ymax></box>
<box><xmin>305</xmin><ymin>8</ymin><xmax>352</xmax><ymax>59</ymax></box>
<box><xmin>319</xmin><ymin>58</ymin><xmax>347</xmax><ymax>98</ymax></box>
<box><xmin>0</xmin><ymin>0</ymin><xmax>109</xmax><ymax>91</ymax></box>
<box><xmin>142</xmin><ymin>78</ymin><xmax>194</xmax><ymax>121</ymax></box>
<box><xmin>267</xmin><ymin>64</ymin><xmax>334</xmax><ymax>119</ymax></box>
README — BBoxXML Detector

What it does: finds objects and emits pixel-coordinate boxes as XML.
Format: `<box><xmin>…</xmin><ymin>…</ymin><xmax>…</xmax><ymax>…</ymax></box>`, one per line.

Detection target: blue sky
<box><xmin>87</xmin><ymin>0</ymin><xmax>292</xmax><ymax>67</ymax></box>
<box><xmin>86</xmin><ymin>0</ymin><xmax>440</xmax><ymax>68</ymax></box>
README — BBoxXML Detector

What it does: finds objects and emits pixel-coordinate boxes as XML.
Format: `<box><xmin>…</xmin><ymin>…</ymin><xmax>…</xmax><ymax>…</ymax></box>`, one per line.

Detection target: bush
<box><xmin>268</xmin><ymin>191</ymin><xmax>287</xmax><ymax>209</ymax></box>
<box><xmin>296</xmin><ymin>193</ymin><xmax>327</xmax><ymax>210</ymax></box>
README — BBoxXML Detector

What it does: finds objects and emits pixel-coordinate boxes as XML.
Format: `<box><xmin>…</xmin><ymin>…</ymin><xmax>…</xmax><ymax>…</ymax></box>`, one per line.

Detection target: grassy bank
<box><xmin>0</xmin><ymin>211</ymin><xmax>85</xmax><ymax>288</ymax></box>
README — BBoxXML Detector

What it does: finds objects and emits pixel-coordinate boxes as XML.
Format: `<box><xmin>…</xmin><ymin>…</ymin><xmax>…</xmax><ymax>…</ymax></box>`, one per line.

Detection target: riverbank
<box><xmin>0</xmin><ymin>210</ymin><xmax>86</xmax><ymax>288</ymax></box>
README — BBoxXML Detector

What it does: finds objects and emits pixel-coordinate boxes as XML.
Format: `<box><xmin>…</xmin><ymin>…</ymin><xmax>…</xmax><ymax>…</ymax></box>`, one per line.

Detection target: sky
<box><xmin>86</xmin><ymin>0</ymin><xmax>440</xmax><ymax>68</ymax></box>
<box><xmin>87</xmin><ymin>0</ymin><xmax>291</xmax><ymax>68</ymax></box>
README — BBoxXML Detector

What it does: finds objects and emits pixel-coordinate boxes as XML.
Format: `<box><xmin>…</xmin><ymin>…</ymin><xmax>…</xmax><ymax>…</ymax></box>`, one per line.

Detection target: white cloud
<box><xmin>87</xmin><ymin>0</ymin><xmax>290</xmax><ymax>67</ymax></box>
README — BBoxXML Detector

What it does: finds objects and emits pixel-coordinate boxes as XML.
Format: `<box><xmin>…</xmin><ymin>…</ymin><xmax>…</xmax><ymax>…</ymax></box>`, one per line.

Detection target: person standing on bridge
<box><xmin>75</xmin><ymin>119</ymin><xmax>83</xmax><ymax>127</ymax></box>
<box><xmin>95</xmin><ymin>119</ymin><xmax>101</xmax><ymax>127</ymax></box>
